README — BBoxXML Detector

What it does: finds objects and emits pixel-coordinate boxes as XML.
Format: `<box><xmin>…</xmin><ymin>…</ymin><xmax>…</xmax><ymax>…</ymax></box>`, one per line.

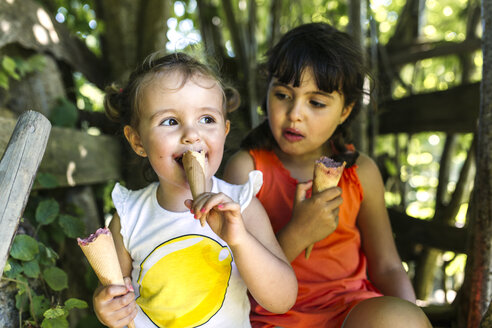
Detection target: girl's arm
<box><xmin>356</xmin><ymin>154</ymin><xmax>417</xmax><ymax>302</ymax></box>
<box><xmin>188</xmin><ymin>183</ymin><xmax>297</xmax><ymax>313</ymax></box>
<box><xmin>93</xmin><ymin>213</ymin><xmax>137</xmax><ymax>327</ymax></box>
<box><xmin>224</xmin><ymin>150</ymin><xmax>342</xmax><ymax>262</ymax></box>
<box><xmin>233</xmin><ymin>197</ymin><xmax>298</xmax><ymax>313</ymax></box>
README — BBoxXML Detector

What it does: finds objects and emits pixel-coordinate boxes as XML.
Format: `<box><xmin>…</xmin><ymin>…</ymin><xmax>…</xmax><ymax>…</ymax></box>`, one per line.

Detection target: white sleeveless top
<box><xmin>112</xmin><ymin>172</ymin><xmax>262</xmax><ymax>328</ymax></box>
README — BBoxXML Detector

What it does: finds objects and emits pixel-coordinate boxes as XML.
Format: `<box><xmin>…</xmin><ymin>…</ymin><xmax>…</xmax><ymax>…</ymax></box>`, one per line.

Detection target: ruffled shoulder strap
<box><xmin>111</xmin><ymin>182</ymin><xmax>130</xmax><ymax>218</ymax></box>
<box><xmin>238</xmin><ymin>170</ymin><xmax>263</xmax><ymax>212</ymax></box>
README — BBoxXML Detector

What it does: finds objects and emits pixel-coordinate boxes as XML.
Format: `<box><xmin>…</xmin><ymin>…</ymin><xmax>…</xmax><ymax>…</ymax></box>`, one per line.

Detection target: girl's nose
<box><xmin>181</xmin><ymin>125</ymin><xmax>200</xmax><ymax>144</ymax></box>
<box><xmin>287</xmin><ymin>100</ymin><xmax>303</xmax><ymax>122</ymax></box>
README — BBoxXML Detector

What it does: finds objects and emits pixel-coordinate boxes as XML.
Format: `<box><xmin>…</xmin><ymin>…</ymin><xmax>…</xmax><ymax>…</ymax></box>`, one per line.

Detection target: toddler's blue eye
<box><xmin>161</xmin><ymin>118</ymin><xmax>178</xmax><ymax>126</ymax></box>
<box><xmin>200</xmin><ymin>116</ymin><xmax>216</xmax><ymax>124</ymax></box>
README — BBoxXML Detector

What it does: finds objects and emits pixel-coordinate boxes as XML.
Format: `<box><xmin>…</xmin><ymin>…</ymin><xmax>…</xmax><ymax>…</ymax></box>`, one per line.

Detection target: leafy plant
<box><xmin>2</xmin><ymin>190</ymin><xmax>90</xmax><ymax>328</ymax></box>
<box><xmin>0</xmin><ymin>55</ymin><xmax>46</xmax><ymax>90</ymax></box>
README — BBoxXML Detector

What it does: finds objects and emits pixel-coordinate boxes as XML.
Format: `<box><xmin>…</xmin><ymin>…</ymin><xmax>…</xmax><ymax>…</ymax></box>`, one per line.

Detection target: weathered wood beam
<box><xmin>0</xmin><ymin>115</ymin><xmax>122</xmax><ymax>189</ymax></box>
<box><xmin>388</xmin><ymin>208</ymin><xmax>467</xmax><ymax>255</ymax></box>
<box><xmin>378</xmin><ymin>83</ymin><xmax>479</xmax><ymax>134</ymax></box>
<box><xmin>388</xmin><ymin>38</ymin><xmax>482</xmax><ymax>66</ymax></box>
<box><xmin>0</xmin><ymin>111</ymin><xmax>51</xmax><ymax>276</ymax></box>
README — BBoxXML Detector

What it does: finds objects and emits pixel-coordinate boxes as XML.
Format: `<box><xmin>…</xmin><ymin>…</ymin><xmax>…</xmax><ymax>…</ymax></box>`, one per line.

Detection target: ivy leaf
<box><xmin>22</xmin><ymin>259</ymin><xmax>40</xmax><ymax>278</ymax></box>
<box><xmin>41</xmin><ymin>316</ymin><xmax>69</xmax><ymax>328</ymax></box>
<box><xmin>58</xmin><ymin>215</ymin><xmax>85</xmax><ymax>239</ymax></box>
<box><xmin>49</xmin><ymin>98</ymin><xmax>79</xmax><ymax>128</ymax></box>
<box><xmin>36</xmin><ymin>173</ymin><xmax>59</xmax><ymax>188</ymax></box>
<box><xmin>64</xmin><ymin>298</ymin><xmax>88</xmax><ymax>311</ymax></box>
<box><xmin>26</xmin><ymin>54</ymin><xmax>46</xmax><ymax>72</ymax></box>
<box><xmin>43</xmin><ymin>267</ymin><xmax>68</xmax><ymax>291</ymax></box>
<box><xmin>2</xmin><ymin>56</ymin><xmax>20</xmax><ymax>80</ymax></box>
<box><xmin>43</xmin><ymin>306</ymin><xmax>68</xmax><ymax>319</ymax></box>
<box><xmin>36</xmin><ymin>199</ymin><xmax>59</xmax><ymax>226</ymax></box>
<box><xmin>10</xmin><ymin>234</ymin><xmax>39</xmax><ymax>261</ymax></box>
<box><xmin>0</xmin><ymin>71</ymin><xmax>9</xmax><ymax>89</ymax></box>
<box><xmin>38</xmin><ymin>244</ymin><xmax>58</xmax><ymax>267</ymax></box>
<box><xmin>15</xmin><ymin>291</ymin><xmax>30</xmax><ymax>312</ymax></box>
<box><xmin>32</xmin><ymin>295</ymin><xmax>51</xmax><ymax>318</ymax></box>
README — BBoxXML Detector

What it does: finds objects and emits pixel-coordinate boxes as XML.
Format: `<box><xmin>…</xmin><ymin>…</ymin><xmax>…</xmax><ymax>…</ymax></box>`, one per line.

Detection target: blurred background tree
<box><xmin>0</xmin><ymin>0</ymin><xmax>486</xmax><ymax>327</ymax></box>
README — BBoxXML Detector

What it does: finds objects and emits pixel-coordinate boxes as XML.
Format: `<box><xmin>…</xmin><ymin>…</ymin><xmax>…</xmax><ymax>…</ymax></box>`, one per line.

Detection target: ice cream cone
<box><xmin>305</xmin><ymin>158</ymin><xmax>346</xmax><ymax>259</ymax></box>
<box><xmin>78</xmin><ymin>228</ymin><xmax>135</xmax><ymax>328</ymax></box>
<box><xmin>183</xmin><ymin>150</ymin><xmax>206</xmax><ymax>199</ymax></box>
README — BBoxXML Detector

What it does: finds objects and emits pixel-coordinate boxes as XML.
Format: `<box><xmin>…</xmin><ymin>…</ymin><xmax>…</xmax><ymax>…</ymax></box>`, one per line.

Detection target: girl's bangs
<box><xmin>270</xmin><ymin>46</ymin><xmax>343</xmax><ymax>94</ymax></box>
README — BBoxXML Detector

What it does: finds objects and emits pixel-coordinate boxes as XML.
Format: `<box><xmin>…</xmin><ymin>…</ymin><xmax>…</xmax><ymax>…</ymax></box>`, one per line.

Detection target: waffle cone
<box><xmin>79</xmin><ymin>233</ymin><xmax>125</xmax><ymax>286</ymax></box>
<box><xmin>313</xmin><ymin>161</ymin><xmax>346</xmax><ymax>193</ymax></box>
<box><xmin>183</xmin><ymin>150</ymin><xmax>206</xmax><ymax>199</ymax></box>
<box><xmin>306</xmin><ymin>159</ymin><xmax>346</xmax><ymax>259</ymax></box>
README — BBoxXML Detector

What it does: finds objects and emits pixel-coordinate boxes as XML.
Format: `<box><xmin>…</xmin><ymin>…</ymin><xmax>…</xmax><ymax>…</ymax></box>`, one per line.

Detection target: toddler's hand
<box><xmin>291</xmin><ymin>181</ymin><xmax>343</xmax><ymax>246</ymax></box>
<box><xmin>93</xmin><ymin>277</ymin><xmax>137</xmax><ymax>328</ymax></box>
<box><xmin>185</xmin><ymin>192</ymin><xmax>247</xmax><ymax>246</ymax></box>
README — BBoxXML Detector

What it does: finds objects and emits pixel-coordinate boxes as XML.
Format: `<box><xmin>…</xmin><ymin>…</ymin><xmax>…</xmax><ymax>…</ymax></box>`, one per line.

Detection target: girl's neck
<box><xmin>155</xmin><ymin>178</ymin><xmax>213</xmax><ymax>212</ymax></box>
<box><xmin>274</xmin><ymin>144</ymin><xmax>333</xmax><ymax>182</ymax></box>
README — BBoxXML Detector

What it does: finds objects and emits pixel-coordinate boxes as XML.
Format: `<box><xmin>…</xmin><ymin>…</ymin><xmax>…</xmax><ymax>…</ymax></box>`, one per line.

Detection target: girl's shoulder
<box><xmin>223</xmin><ymin>150</ymin><xmax>255</xmax><ymax>185</ymax></box>
<box><xmin>354</xmin><ymin>152</ymin><xmax>385</xmax><ymax>192</ymax></box>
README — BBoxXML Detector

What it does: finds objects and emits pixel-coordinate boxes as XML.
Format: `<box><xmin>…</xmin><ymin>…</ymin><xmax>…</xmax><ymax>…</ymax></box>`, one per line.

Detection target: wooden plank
<box><xmin>388</xmin><ymin>208</ymin><xmax>467</xmax><ymax>255</ymax></box>
<box><xmin>0</xmin><ymin>111</ymin><xmax>51</xmax><ymax>276</ymax></box>
<box><xmin>0</xmin><ymin>115</ymin><xmax>122</xmax><ymax>189</ymax></box>
<box><xmin>378</xmin><ymin>83</ymin><xmax>479</xmax><ymax>134</ymax></box>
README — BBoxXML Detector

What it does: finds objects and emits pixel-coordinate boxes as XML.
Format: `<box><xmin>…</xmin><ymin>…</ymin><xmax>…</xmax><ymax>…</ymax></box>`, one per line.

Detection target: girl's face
<box><xmin>126</xmin><ymin>71</ymin><xmax>229</xmax><ymax>192</ymax></box>
<box><xmin>267</xmin><ymin>68</ymin><xmax>353</xmax><ymax>159</ymax></box>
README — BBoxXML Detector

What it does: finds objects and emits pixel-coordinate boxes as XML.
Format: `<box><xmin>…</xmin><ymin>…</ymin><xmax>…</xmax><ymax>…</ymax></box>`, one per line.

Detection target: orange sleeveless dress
<box><xmin>249</xmin><ymin>149</ymin><xmax>382</xmax><ymax>328</ymax></box>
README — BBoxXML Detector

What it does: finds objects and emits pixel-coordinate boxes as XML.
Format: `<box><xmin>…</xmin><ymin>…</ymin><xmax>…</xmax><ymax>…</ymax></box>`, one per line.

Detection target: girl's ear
<box><xmin>124</xmin><ymin>125</ymin><xmax>147</xmax><ymax>157</ymax></box>
<box><xmin>225</xmin><ymin>120</ymin><xmax>231</xmax><ymax>136</ymax></box>
<box><xmin>340</xmin><ymin>102</ymin><xmax>355</xmax><ymax>125</ymax></box>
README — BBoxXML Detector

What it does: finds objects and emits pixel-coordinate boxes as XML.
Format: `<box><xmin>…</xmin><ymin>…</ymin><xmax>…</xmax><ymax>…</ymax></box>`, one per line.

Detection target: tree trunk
<box><xmin>458</xmin><ymin>0</ymin><xmax>492</xmax><ymax>326</ymax></box>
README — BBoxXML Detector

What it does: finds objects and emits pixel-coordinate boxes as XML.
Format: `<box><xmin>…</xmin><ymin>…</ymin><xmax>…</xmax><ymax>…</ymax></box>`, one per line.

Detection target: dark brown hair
<box><xmin>241</xmin><ymin>23</ymin><xmax>370</xmax><ymax>166</ymax></box>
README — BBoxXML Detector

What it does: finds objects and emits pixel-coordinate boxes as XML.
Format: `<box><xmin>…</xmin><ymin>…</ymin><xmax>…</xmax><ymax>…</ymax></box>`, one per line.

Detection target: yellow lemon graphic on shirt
<box><xmin>136</xmin><ymin>235</ymin><xmax>232</xmax><ymax>328</ymax></box>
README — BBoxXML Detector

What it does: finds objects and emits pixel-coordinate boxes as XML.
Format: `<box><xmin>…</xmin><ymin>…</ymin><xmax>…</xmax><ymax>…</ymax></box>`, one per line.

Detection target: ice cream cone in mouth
<box><xmin>305</xmin><ymin>157</ymin><xmax>346</xmax><ymax>259</ymax></box>
<box><xmin>182</xmin><ymin>150</ymin><xmax>207</xmax><ymax>199</ymax></box>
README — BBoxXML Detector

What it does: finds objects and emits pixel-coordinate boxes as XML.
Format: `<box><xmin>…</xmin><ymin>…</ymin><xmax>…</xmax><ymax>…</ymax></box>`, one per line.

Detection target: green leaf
<box><xmin>26</xmin><ymin>54</ymin><xmax>46</xmax><ymax>72</ymax></box>
<box><xmin>38</xmin><ymin>244</ymin><xmax>58</xmax><ymax>266</ymax></box>
<box><xmin>41</xmin><ymin>316</ymin><xmax>69</xmax><ymax>328</ymax></box>
<box><xmin>22</xmin><ymin>259</ymin><xmax>40</xmax><ymax>278</ymax></box>
<box><xmin>49</xmin><ymin>98</ymin><xmax>79</xmax><ymax>128</ymax></box>
<box><xmin>58</xmin><ymin>215</ymin><xmax>86</xmax><ymax>238</ymax></box>
<box><xmin>36</xmin><ymin>173</ymin><xmax>59</xmax><ymax>188</ymax></box>
<box><xmin>64</xmin><ymin>298</ymin><xmax>88</xmax><ymax>311</ymax></box>
<box><xmin>43</xmin><ymin>267</ymin><xmax>68</xmax><ymax>291</ymax></box>
<box><xmin>15</xmin><ymin>291</ymin><xmax>29</xmax><ymax>312</ymax></box>
<box><xmin>43</xmin><ymin>306</ymin><xmax>68</xmax><ymax>319</ymax></box>
<box><xmin>32</xmin><ymin>295</ymin><xmax>51</xmax><ymax>318</ymax></box>
<box><xmin>36</xmin><ymin>199</ymin><xmax>59</xmax><ymax>225</ymax></box>
<box><xmin>0</xmin><ymin>71</ymin><xmax>9</xmax><ymax>89</ymax></box>
<box><xmin>10</xmin><ymin>234</ymin><xmax>39</xmax><ymax>261</ymax></box>
<box><xmin>2</xmin><ymin>56</ymin><xmax>19</xmax><ymax>79</ymax></box>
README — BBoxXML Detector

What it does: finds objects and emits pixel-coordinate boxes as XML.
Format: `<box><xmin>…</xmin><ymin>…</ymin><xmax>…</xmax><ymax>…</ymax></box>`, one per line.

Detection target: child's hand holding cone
<box><xmin>305</xmin><ymin>157</ymin><xmax>345</xmax><ymax>259</ymax></box>
<box><xmin>78</xmin><ymin>228</ymin><xmax>136</xmax><ymax>328</ymax></box>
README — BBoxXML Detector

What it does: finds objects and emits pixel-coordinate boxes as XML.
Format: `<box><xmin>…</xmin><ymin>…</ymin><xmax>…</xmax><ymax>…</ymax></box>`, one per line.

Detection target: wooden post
<box><xmin>0</xmin><ymin>111</ymin><xmax>51</xmax><ymax>276</ymax></box>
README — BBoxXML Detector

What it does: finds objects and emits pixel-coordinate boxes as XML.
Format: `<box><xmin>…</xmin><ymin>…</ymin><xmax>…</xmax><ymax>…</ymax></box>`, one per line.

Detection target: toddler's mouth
<box><xmin>174</xmin><ymin>150</ymin><xmax>206</xmax><ymax>168</ymax></box>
